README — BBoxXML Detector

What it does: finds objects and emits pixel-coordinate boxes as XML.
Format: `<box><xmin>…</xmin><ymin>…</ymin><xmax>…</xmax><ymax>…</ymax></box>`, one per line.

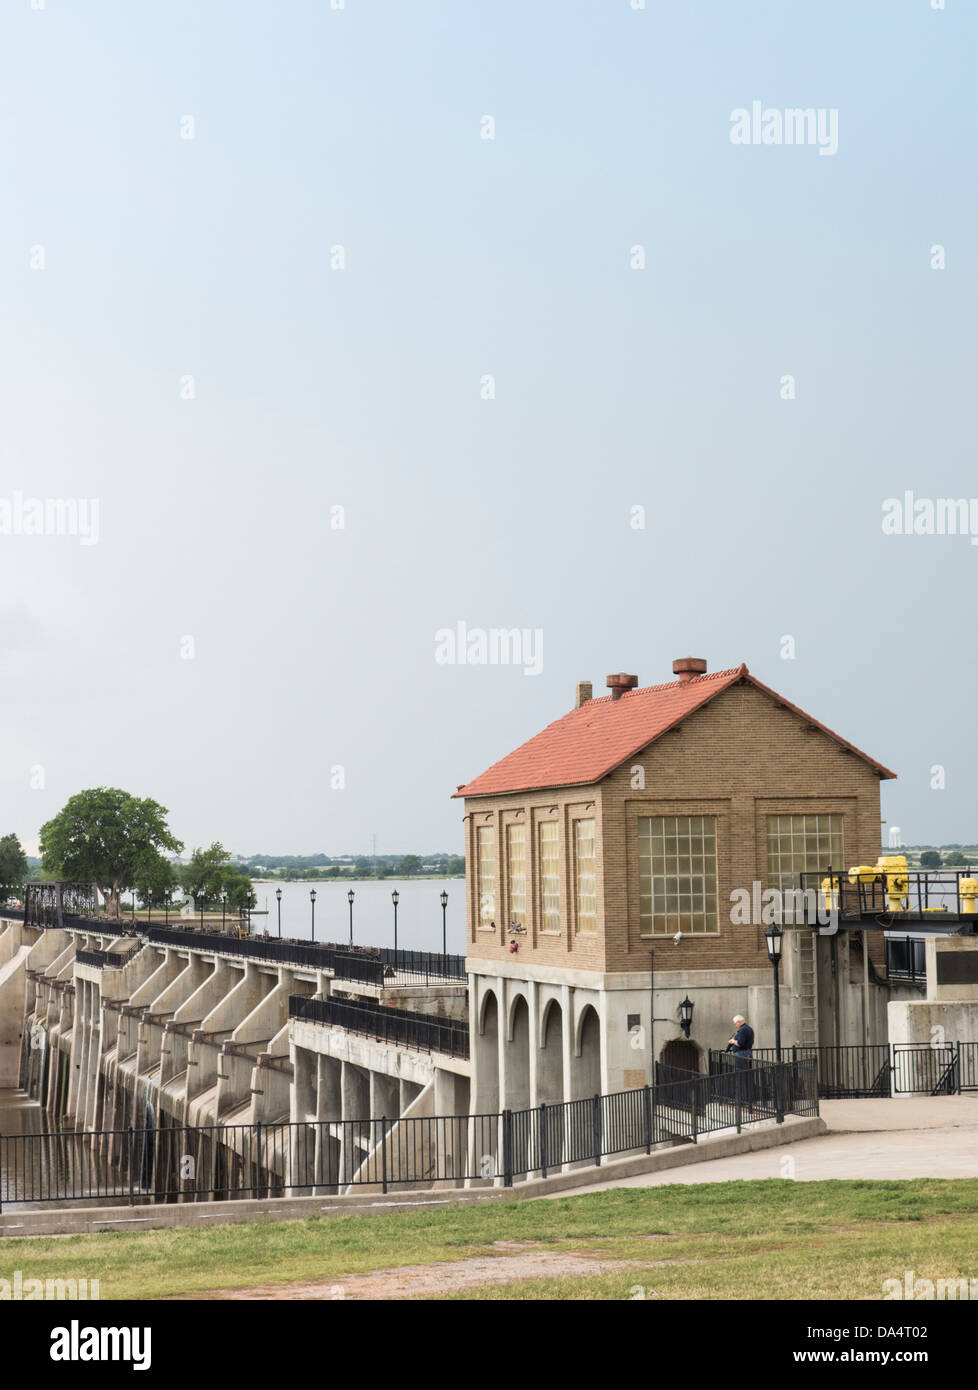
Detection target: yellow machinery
<box><xmin>846</xmin><ymin>855</ymin><xmax>909</xmax><ymax>912</ymax></box>
<box><xmin>960</xmin><ymin>878</ymin><xmax>978</xmax><ymax>914</ymax></box>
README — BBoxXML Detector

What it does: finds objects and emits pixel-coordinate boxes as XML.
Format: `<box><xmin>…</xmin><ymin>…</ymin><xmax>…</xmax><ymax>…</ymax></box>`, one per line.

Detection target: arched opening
<box><xmin>477</xmin><ymin>989</ymin><xmax>499</xmax><ymax>1113</ymax></box>
<box><xmin>659</xmin><ymin>1038</ymin><xmax>702</xmax><ymax>1076</ymax></box>
<box><xmin>573</xmin><ymin>1005</ymin><xmax>601</xmax><ymax>1099</ymax></box>
<box><xmin>537</xmin><ymin>999</ymin><xmax>564</xmax><ymax>1105</ymax></box>
<box><xmin>507</xmin><ymin>995</ymin><xmax>531</xmax><ymax>1111</ymax></box>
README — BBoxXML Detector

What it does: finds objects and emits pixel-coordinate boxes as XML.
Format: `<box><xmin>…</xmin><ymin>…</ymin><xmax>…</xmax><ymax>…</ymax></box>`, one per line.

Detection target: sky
<box><xmin>1</xmin><ymin>0</ymin><xmax>976</xmax><ymax>857</ymax></box>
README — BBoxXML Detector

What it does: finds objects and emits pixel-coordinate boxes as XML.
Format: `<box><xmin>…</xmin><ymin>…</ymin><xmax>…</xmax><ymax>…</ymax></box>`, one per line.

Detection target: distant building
<box><xmin>454</xmin><ymin>656</ymin><xmax>897</xmax><ymax>1109</ymax></box>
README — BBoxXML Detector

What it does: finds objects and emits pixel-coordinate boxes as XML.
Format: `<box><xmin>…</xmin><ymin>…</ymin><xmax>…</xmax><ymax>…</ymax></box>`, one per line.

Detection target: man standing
<box><xmin>728</xmin><ymin>1014</ymin><xmax>754</xmax><ymax>1070</ymax></box>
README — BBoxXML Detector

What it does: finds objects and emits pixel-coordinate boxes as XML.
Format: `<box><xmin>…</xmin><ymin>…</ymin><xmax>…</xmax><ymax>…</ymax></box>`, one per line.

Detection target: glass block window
<box><xmin>767</xmin><ymin>814</ymin><xmax>844</xmax><ymax>922</ymax></box>
<box><xmin>477</xmin><ymin>825</ymin><xmax>496</xmax><ymax>928</ymax></box>
<box><xmin>575</xmin><ymin>818</ymin><xmax>597</xmax><ymax>933</ymax></box>
<box><xmin>638</xmin><ymin>815</ymin><xmax>718</xmax><ymax>936</ymax></box>
<box><xmin>538</xmin><ymin>821</ymin><xmax>561</xmax><ymax>933</ymax></box>
<box><xmin>506</xmin><ymin>823</ymin><xmax>526</xmax><ymax>928</ymax></box>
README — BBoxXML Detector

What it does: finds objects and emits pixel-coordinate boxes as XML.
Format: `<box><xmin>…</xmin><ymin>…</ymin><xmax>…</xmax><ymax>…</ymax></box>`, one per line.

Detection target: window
<box><xmin>538</xmin><ymin>821</ymin><xmax>561</xmax><ymax>933</ymax></box>
<box><xmin>767</xmin><ymin>814</ymin><xmax>844</xmax><ymax>922</ymax></box>
<box><xmin>638</xmin><ymin>815</ymin><xmax>718</xmax><ymax>935</ymax></box>
<box><xmin>477</xmin><ymin>825</ymin><xmax>496</xmax><ymax>928</ymax></box>
<box><xmin>506</xmin><ymin>823</ymin><xmax>526</xmax><ymax>928</ymax></box>
<box><xmin>575</xmin><ymin>818</ymin><xmax>597</xmax><ymax>933</ymax></box>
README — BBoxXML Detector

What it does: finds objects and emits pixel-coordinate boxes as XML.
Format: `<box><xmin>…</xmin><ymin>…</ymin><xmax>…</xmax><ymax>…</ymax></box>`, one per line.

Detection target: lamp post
<box><xmin>310</xmin><ymin>888</ymin><xmax>317</xmax><ymax>943</ymax></box>
<box><xmin>392</xmin><ymin>890</ymin><xmax>399</xmax><ymax>963</ymax></box>
<box><xmin>198</xmin><ymin>896</ymin><xmax>204</xmax><ymax>931</ymax></box>
<box><xmin>275</xmin><ymin>887</ymin><xmax>282</xmax><ymax>939</ymax></box>
<box><xmin>147</xmin><ymin>893</ymin><xmax>153</xmax><ymax>925</ymax></box>
<box><xmin>765</xmin><ymin>921</ymin><xmax>784</xmax><ymax>1062</ymax></box>
<box><xmin>679</xmin><ymin>996</ymin><xmax>694</xmax><ymax>1039</ymax></box>
<box><xmin>164</xmin><ymin>891</ymin><xmax>170</xmax><ymax>926</ymax></box>
<box><xmin>440</xmin><ymin>889</ymin><xmax>449</xmax><ymax>960</ymax></box>
<box><xmin>347</xmin><ymin>889</ymin><xmax>355</xmax><ymax>946</ymax></box>
<box><xmin>221</xmin><ymin>889</ymin><xmax>227</xmax><ymax>934</ymax></box>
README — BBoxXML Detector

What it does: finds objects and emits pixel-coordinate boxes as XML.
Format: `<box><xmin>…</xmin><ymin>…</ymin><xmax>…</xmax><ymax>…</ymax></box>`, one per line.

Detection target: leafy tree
<box><xmin>40</xmin><ymin>788</ymin><xmax>183</xmax><ymax>918</ymax></box>
<box><xmin>133</xmin><ymin>853</ymin><xmax>178</xmax><ymax>909</ymax></box>
<box><xmin>919</xmin><ymin>850</ymin><xmax>942</xmax><ymax>869</ymax></box>
<box><xmin>0</xmin><ymin>833</ymin><xmax>29</xmax><ymax>903</ymax></box>
<box><xmin>944</xmin><ymin>850</ymin><xmax>967</xmax><ymax>867</ymax></box>
<box><xmin>399</xmin><ymin>855</ymin><xmax>422</xmax><ymax>876</ymax></box>
<box><xmin>180</xmin><ymin>843</ymin><xmax>254</xmax><ymax>914</ymax></box>
<box><xmin>444</xmin><ymin>856</ymin><xmax>465</xmax><ymax>877</ymax></box>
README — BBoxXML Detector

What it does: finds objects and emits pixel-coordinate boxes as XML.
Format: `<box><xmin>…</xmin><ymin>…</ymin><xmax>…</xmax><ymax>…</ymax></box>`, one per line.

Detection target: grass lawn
<box><xmin>2</xmin><ymin>1179</ymin><xmax>976</xmax><ymax>1300</ymax></box>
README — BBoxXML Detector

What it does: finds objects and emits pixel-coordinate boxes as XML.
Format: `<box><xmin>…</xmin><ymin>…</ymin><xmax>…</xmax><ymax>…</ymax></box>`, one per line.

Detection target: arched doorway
<box><xmin>477</xmin><ymin>989</ymin><xmax>499</xmax><ymax>1112</ymax></box>
<box><xmin>660</xmin><ymin>1038</ymin><xmax>701</xmax><ymax>1075</ymax></box>
<box><xmin>537</xmin><ymin>1000</ymin><xmax>564</xmax><ymax>1105</ymax></box>
<box><xmin>507</xmin><ymin>995</ymin><xmax>531</xmax><ymax>1111</ymax></box>
<box><xmin>573</xmin><ymin>1005</ymin><xmax>601</xmax><ymax>1099</ymax></box>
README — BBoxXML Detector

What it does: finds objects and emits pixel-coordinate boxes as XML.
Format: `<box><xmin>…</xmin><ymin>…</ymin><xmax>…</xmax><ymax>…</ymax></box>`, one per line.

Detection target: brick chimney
<box><xmin>672</xmin><ymin>657</ymin><xmax>707</xmax><ymax>685</ymax></box>
<box><xmin>575</xmin><ymin>680</ymin><xmax>593</xmax><ymax>709</ymax></box>
<box><xmin>606</xmin><ymin>673</ymin><xmax>638</xmax><ymax>701</ymax></box>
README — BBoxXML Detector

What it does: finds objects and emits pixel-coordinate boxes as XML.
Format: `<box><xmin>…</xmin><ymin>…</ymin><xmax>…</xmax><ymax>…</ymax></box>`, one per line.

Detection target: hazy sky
<box><xmin>1</xmin><ymin>1</ymin><xmax>975</xmax><ymax>857</ymax></box>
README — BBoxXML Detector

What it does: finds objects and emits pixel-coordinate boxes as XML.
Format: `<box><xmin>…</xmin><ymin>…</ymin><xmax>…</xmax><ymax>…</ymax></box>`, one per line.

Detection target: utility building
<box><xmin>454</xmin><ymin>657</ymin><xmax>898</xmax><ymax>1111</ymax></box>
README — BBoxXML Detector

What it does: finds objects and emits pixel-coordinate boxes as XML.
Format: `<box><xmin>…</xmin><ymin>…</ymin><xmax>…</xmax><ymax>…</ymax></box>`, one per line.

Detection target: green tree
<box><xmin>399</xmin><ymin>854</ymin><xmax>422</xmax><ymax>876</ymax></box>
<box><xmin>40</xmin><ymin>788</ymin><xmax>183</xmax><ymax>918</ymax></box>
<box><xmin>919</xmin><ymin>850</ymin><xmax>942</xmax><ymax>869</ymax></box>
<box><xmin>0</xmin><ymin>833</ymin><xmax>29</xmax><ymax>903</ymax></box>
<box><xmin>133</xmin><ymin>853</ymin><xmax>178</xmax><ymax>909</ymax></box>
<box><xmin>944</xmin><ymin>850</ymin><xmax>967</xmax><ymax>867</ymax></box>
<box><xmin>180</xmin><ymin>843</ymin><xmax>255</xmax><ymax>915</ymax></box>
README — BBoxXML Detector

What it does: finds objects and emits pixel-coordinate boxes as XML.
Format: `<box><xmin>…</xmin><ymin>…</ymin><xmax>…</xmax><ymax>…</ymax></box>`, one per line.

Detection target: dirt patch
<box><xmin>178</xmin><ymin>1249</ymin><xmax>679</xmax><ymax>1300</ymax></box>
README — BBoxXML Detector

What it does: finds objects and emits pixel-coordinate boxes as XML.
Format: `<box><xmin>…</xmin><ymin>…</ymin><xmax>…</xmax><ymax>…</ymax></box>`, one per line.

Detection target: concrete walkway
<box><xmin>545</xmin><ymin>1097</ymin><xmax>978</xmax><ymax>1194</ymax></box>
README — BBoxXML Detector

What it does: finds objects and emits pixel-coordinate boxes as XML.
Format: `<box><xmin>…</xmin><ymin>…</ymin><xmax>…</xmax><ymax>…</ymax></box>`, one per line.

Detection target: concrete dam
<box><xmin>0</xmin><ymin>908</ymin><xmax>472</xmax><ymax>1202</ymax></box>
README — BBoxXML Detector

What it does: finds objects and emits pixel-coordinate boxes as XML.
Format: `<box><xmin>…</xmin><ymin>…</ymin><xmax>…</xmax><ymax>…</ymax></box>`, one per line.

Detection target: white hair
<box><xmin>732</xmin><ymin>1015</ymin><xmax>745</xmax><ymax>1024</ymax></box>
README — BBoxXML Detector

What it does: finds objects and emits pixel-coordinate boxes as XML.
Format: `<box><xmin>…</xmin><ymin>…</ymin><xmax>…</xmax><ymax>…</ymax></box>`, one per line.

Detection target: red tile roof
<box><xmin>452</xmin><ymin>664</ymin><xmax>896</xmax><ymax>798</ymax></box>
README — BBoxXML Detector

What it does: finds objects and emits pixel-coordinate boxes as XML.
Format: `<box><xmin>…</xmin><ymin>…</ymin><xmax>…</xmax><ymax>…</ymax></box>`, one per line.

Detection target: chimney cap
<box><xmin>606</xmin><ymin>673</ymin><xmax>639</xmax><ymax>700</ymax></box>
<box><xmin>673</xmin><ymin>657</ymin><xmax>707</xmax><ymax>684</ymax></box>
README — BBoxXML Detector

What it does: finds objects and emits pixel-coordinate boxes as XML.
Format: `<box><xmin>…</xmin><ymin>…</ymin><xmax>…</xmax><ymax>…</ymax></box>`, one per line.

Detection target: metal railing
<box><xmin>74</xmin><ymin>948</ymin><xmax>136</xmax><ymax>970</ymax></box>
<box><xmin>371</xmin><ymin>946</ymin><xmax>467</xmax><ymax>984</ymax></box>
<box><xmin>141</xmin><ymin>926</ymin><xmax>466</xmax><ymax>987</ymax></box>
<box><xmin>885</xmin><ymin>935</ymin><xmax>928</xmax><ymax>983</ymax></box>
<box><xmin>289</xmin><ymin>995</ymin><xmax>470</xmax><ymax>1059</ymax></box>
<box><xmin>710</xmin><ymin>1041</ymin><xmax>978</xmax><ymax>1097</ymax></box>
<box><xmin>25</xmin><ymin>882</ymin><xmax>101</xmax><ymax>929</ymax></box>
<box><xmin>0</xmin><ymin>1056</ymin><xmax>816</xmax><ymax>1208</ymax></box>
<box><xmin>800</xmin><ymin>867</ymin><xmax>978</xmax><ymax>922</ymax></box>
<box><xmin>143</xmin><ymin>926</ymin><xmax>387</xmax><ymax>985</ymax></box>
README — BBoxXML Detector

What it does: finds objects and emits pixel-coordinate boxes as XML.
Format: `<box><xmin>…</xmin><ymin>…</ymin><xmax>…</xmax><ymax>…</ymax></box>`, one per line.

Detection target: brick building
<box><xmin>454</xmin><ymin>657</ymin><xmax>897</xmax><ymax>1110</ymax></box>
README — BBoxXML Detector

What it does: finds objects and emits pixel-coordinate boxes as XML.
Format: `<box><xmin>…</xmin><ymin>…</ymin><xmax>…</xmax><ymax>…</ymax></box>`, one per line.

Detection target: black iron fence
<box><xmin>372</xmin><ymin>946</ymin><xmax>467</xmax><ymax>984</ymax></box>
<box><xmin>141</xmin><ymin>926</ymin><xmax>465</xmax><ymax>987</ymax></box>
<box><xmin>25</xmin><ymin>882</ymin><xmax>101</xmax><ymax>929</ymax></box>
<box><xmin>0</xmin><ymin>1056</ymin><xmax>816</xmax><ymax>1209</ymax></box>
<box><xmin>885</xmin><ymin>936</ymin><xmax>928</xmax><ymax>983</ymax></box>
<box><xmin>709</xmin><ymin>1042</ymin><xmax>978</xmax><ymax>1098</ymax></box>
<box><xmin>289</xmin><ymin>994</ymin><xmax>470</xmax><ymax>1059</ymax></box>
<box><xmin>74</xmin><ymin>948</ymin><xmax>137</xmax><ymax>970</ymax></box>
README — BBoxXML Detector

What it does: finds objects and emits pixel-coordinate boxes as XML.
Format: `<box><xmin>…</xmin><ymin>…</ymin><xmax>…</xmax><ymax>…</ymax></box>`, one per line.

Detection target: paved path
<box><xmin>544</xmin><ymin>1097</ymin><xmax>978</xmax><ymax>1194</ymax></box>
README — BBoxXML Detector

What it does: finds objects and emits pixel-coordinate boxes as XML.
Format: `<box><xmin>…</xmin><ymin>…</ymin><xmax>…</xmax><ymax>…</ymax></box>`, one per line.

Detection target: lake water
<box><xmin>243</xmin><ymin>877</ymin><xmax>466</xmax><ymax>955</ymax></box>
